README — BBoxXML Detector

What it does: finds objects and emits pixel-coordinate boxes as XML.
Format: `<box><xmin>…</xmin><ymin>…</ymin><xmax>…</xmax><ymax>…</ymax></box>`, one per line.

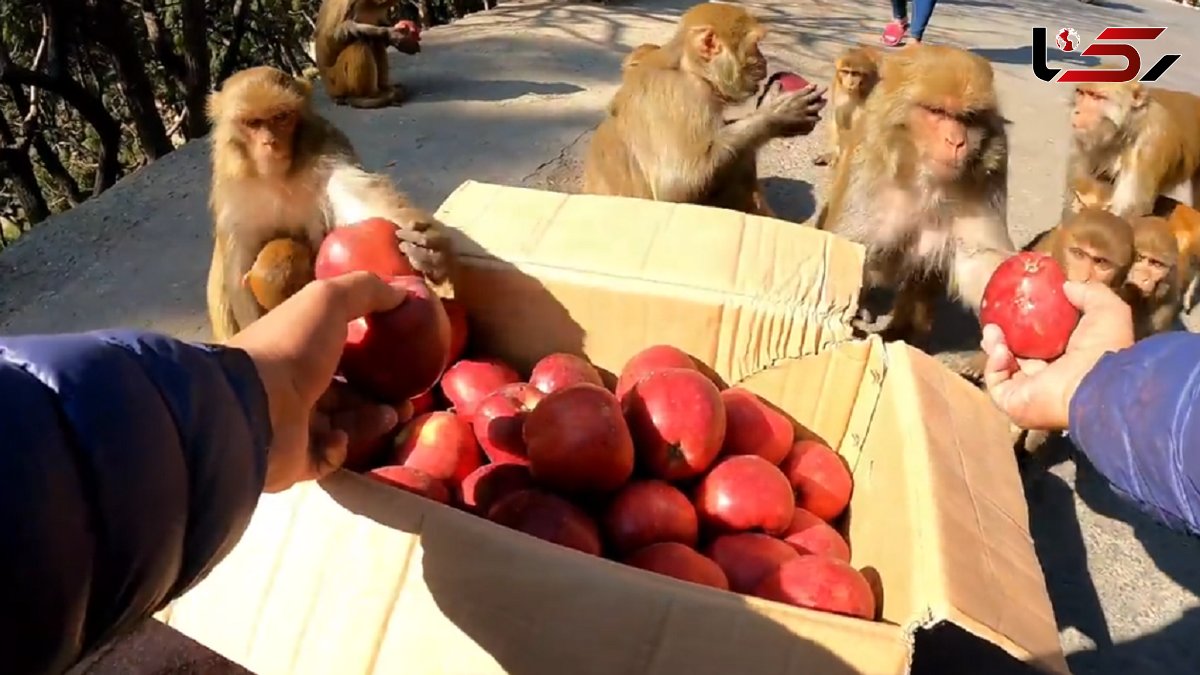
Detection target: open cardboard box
<box><xmin>156</xmin><ymin>181</ymin><xmax>1068</xmax><ymax>674</ymax></box>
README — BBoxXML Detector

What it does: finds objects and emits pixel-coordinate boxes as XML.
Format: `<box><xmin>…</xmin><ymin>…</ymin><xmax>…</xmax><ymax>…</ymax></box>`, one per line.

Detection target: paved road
<box><xmin>6</xmin><ymin>1</ymin><xmax>1200</xmax><ymax>673</ymax></box>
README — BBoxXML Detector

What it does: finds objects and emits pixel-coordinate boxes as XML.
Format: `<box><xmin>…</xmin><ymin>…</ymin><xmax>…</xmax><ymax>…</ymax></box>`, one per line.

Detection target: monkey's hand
<box><xmin>394</xmin><ymin>208</ymin><xmax>454</xmax><ymax>284</ymax></box>
<box><xmin>389</xmin><ymin>27</ymin><xmax>421</xmax><ymax>55</ymax></box>
<box><xmin>760</xmin><ymin>84</ymin><xmax>828</xmax><ymax>138</ymax></box>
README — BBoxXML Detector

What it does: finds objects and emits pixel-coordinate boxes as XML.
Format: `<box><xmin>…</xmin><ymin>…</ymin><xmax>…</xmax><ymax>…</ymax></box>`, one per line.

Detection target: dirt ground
<box><xmin>9</xmin><ymin>0</ymin><xmax>1200</xmax><ymax>673</ymax></box>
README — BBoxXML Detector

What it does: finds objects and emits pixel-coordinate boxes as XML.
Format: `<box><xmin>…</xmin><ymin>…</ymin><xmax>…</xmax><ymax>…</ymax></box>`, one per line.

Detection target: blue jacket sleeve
<box><xmin>0</xmin><ymin>330</ymin><xmax>272</xmax><ymax>674</ymax></box>
<box><xmin>1068</xmin><ymin>331</ymin><xmax>1200</xmax><ymax>537</ymax></box>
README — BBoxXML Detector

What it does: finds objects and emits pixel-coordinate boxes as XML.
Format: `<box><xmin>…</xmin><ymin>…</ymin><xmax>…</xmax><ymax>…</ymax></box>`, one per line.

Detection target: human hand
<box><xmin>228</xmin><ymin>272</ymin><xmax>415</xmax><ymax>492</ymax></box>
<box><xmin>980</xmin><ymin>280</ymin><xmax>1134</xmax><ymax>431</ymax></box>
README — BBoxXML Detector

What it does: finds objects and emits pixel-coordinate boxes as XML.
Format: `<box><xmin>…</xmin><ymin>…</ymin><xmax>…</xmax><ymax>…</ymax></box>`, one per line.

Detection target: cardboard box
<box><xmin>156</xmin><ymin>181</ymin><xmax>1068</xmax><ymax>674</ymax></box>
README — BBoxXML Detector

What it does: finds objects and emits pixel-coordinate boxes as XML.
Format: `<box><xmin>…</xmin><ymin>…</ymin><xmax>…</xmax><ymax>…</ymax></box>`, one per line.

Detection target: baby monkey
<box><xmin>813</xmin><ymin>46</ymin><xmax>880</xmax><ymax>167</ymax></box>
<box><xmin>1124</xmin><ymin>215</ymin><xmax>1183</xmax><ymax>340</ymax></box>
<box><xmin>243</xmin><ymin>237</ymin><xmax>316</xmax><ymax>311</ymax></box>
<box><xmin>1028</xmin><ymin>207</ymin><xmax>1134</xmax><ymax>287</ymax></box>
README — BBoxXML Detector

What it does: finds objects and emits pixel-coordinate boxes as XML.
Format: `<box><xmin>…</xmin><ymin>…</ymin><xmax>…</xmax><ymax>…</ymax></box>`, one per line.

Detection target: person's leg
<box><xmin>910</xmin><ymin>0</ymin><xmax>939</xmax><ymax>42</ymax></box>
<box><xmin>882</xmin><ymin>0</ymin><xmax>909</xmax><ymax>46</ymax></box>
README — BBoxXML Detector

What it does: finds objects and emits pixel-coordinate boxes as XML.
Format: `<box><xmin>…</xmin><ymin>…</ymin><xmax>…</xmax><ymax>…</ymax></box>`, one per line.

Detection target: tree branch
<box><xmin>216</xmin><ymin>0</ymin><xmax>254</xmax><ymax>82</ymax></box>
<box><xmin>139</xmin><ymin>0</ymin><xmax>187</xmax><ymax>84</ymax></box>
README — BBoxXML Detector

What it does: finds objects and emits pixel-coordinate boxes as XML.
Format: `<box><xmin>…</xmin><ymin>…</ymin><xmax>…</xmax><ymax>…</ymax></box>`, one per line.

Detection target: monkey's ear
<box><xmin>689</xmin><ymin>25</ymin><xmax>721</xmax><ymax>60</ymax></box>
<box><xmin>206</xmin><ymin>91</ymin><xmax>223</xmax><ymax>124</ymax></box>
<box><xmin>1129</xmin><ymin>83</ymin><xmax>1148</xmax><ymax>110</ymax></box>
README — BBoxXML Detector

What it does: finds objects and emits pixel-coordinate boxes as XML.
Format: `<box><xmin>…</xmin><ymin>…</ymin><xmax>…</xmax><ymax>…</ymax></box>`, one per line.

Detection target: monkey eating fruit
<box><xmin>314</xmin><ymin>0</ymin><xmax>417</xmax><ymax>108</ymax></box>
<box><xmin>243</xmin><ymin>238</ymin><xmax>316</xmax><ymax>311</ymax></box>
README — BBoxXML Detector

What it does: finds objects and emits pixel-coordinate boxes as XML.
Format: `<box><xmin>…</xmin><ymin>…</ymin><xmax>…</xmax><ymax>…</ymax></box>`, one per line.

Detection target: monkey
<box><xmin>815</xmin><ymin>43</ymin><xmax>1014</xmax><ymax>344</ymax></box>
<box><xmin>243</xmin><ymin>237</ymin><xmax>316</xmax><ymax>311</ymax></box>
<box><xmin>1124</xmin><ymin>215</ymin><xmax>1184</xmax><ymax>340</ymax></box>
<box><xmin>813</xmin><ymin>46</ymin><xmax>881</xmax><ymax>168</ymax></box>
<box><xmin>204</xmin><ymin>66</ymin><xmax>453</xmax><ymax>342</ymax></box>
<box><xmin>1068</xmin><ymin>175</ymin><xmax>1200</xmax><ymax>309</ymax></box>
<box><xmin>621</xmin><ymin>43</ymin><xmax>662</xmax><ymax>72</ymax></box>
<box><xmin>1063</xmin><ymin>79</ymin><xmax>1200</xmax><ymax>221</ymax></box>
<box><xmin>1027</xmin><ymin>207</ymin><xmax>1134</xmax><ymax>287</ymax></box>
<box><xmin>314</xmin><ymin>0</ymin><xmax>419</xmax><ymax>108</ymax></box>
<box><xmin>581</xmin><ymin>3</ymin><xmax>827</xmax><ymax>217</ymax></box>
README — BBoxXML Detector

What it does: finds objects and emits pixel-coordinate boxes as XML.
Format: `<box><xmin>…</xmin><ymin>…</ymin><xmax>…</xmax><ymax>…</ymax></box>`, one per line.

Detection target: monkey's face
<box><xmin>908</xmin><ymin>104</ymin><xmax>985</xmax><ymax>182</ymax></box>
<box><xmin>1064</xmin><ymin>243</ymin><xmax>1124</xmax><ymax>286</ymax></box>
<box><xmin>1070</xmin><ymin>85</ymin><xmax>1143</xmax><ymax>148</ymax></box>
<box><xmin>1126</xmin><ymin>252</ymin><xmax>1173</xmax><ymax>298</ymax></box>
<box><xmin>237</xmin><ymin>109</ymin><xmax>300</xmax><ymax>177</ymax></box>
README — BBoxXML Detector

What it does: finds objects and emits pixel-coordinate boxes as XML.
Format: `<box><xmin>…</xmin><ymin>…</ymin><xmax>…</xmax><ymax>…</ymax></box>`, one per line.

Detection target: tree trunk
<box><xmin>92</xmin><ymin>2</ymin><xmax>174</xmax><ymax>159</ymax></box>
<box><xmin>179</xmin><ymin>0</ymin><xmax>212</xmax><ymax>139</ymax></box>
<box><xmin>216</xmin><ymin>0</ymin><xmax>253</xmax><ymax>83</ymax></box>
<box><xmin>0</xmin><ymin>115</ymin><xmax>51</xmax><ymax>225</ymax></box>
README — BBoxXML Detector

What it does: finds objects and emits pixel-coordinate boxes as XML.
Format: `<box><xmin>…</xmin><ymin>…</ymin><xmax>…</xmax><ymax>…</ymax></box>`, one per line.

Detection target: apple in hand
<box><xmin>487</xmin><ymin>489</ymin><xmax>603</xmax><ymax>556</ymax></box>
<box><xmin>624</xmin><ymin>542</ymin><xmax>729</xmax><ymax>591</ymax></box>
<box><xmin>525</xmin><ymin>383</ymin><xmax>636</xmax><ymax>493</ymax></box>
<box><xmin>695</xmin><ymin>455</ymin><xmax>795</xmax><ymax>535</ymax></box>
<box><xmin>529</xmin><ymin>353</ymin><xmax>604</xmax><ymax>395</ymax></box>
<box><xmin>772</xmin><ymin>71</ymin><xmax>811</xmax><ymax>92</ymax></box>
<box><xmin>315</xmin><ymin>218</ymin><xmax>414</xmax><ymax>280</ymax></box>
<box><xmin>979</xmin><ymin>251</ymin><xmax>1080</xmax><ymax>361</ymax></box>
<box><xmin>440</xmin><ymin>358</ymin><xmax>521</xmax><ymax>419</ymax></box>
<box><xmin>615</xmin><ymin>344</ymin><xmax>697</xmax><ymax>401</ymax></box>
<box><xmin>719</xmin><ymin>387</ymin><xmax>795</xmax><ymax>465</ymax></box>
<box><xmin>603</xmin><ymin>480</ymin><xmax>699</xmax><ymax>556</ymax></box>
<box><xmin>340</xmin><ymin>275</ymin><xmax>451</xmax><ymax>402</ymax></box>
<box><xmin>472</xmin><ymin>382</ymin><xmax>545</xmax><ymax>465</ymax></box>
<box><xmin>367</xmin><ymin>465</ymin><xmax>450</xmax><ymax>504</ymax></box>
<box><xmin>780</xmin><ymin>439</ymin><xmax>853</xmax><ymax>522</ymax></box>
<box><xmin>624</xmin><ymin>368</ymin><xmax>727</xmax><ymax>481</ymax></box>
<box><xmin>391</xmin><ymin>411</ymin><xmax>482</xmax><ymax>484</ymax></box>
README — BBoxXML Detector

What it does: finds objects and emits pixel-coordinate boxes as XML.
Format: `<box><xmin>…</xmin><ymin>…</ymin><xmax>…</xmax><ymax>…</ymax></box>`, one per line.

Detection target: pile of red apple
<box><xmin>319</xmin><ymin>218</ymin><xmax>876</xmax><ymax>623</ymax></box>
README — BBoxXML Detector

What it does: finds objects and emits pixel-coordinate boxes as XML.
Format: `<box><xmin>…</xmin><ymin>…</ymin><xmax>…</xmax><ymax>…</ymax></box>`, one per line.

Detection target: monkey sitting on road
<box><xmin>314</xmin><ymin>0</ymin><xmax>420</xmax><ymax>108</ymax></box>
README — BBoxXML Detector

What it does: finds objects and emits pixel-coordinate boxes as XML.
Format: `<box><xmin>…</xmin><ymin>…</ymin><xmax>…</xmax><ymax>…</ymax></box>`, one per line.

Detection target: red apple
<box><xmin>529</xmin><ymin>353</ymin><xmax>604</xmax><ymax>395</ymax></box>
<box><xmin>782</xmin><ymin>507</ymin><xmax>851</xmax><ymax>562</ymax></box>
<box><xmin>624</xmin><ymin>542</ymin><xmax>729</xmax><ymax>591</ymax></box>
<box><xmin>603</xmin><ymin>480</ymin><xmax>699</xmax><ymax>556</ymax></box>
<box><xmin>780</xmin><ymin>440</ymin><xmax>853</xmax><ymax>522</ymax></box>
<box><xmin>341</xmin><ymin>275</ymin><xmax>451</xmax><ymax>402</ymax></box>
<box><xmin>440</xmin><ymin>358</ymin><xmax>521</xmax><ymax>419</ymax></box>
<box><xmin>524</xmin><ymin>383</ymin><xmax>636</xmax><ymax>493</ymax></box>
<box><xmin>719</xmin><ymin>387</ymin><xmax>795</xmax><ymax>465</ymax></box>
<box><xmin>391</xmin><ymin>411</ymin><xmax>482</xmax><ymax>484</ymax></box>
<box><xmin>367</xmin><ymin>465</ymin><xmax>450</xmax><ymax>503</ymax></box>
<box><xmin>615</xmin><ymin>345</ymin><xmax>697</xmax><ymax>401</ymax></box>
<box><xmin>772</xmin><ymin>71</ymin><xmax>811</xmax><ymax>92</ymax></box>
<box><xmin>706</xmin><ymin>533</ymin><xmax>800</xmax><ymax>594</ymax></box>
<box><xmin>979</xmin><ymin>251</ymin><xmax>1080</xmax><ymax>361</ymax></box>
<box><xmin>410</xmin><ymin>390</ymin><xmax>437</xmax><ymax>415</ymax></box>
<box><xmin>623</xmin><ymin>368</ymin><xmax>726</xmax><ymax>481</ymax></box>
<box><xmin>695</xmin><ymin>455</ymin><xmax>795</xmax><ymax>535</ymax></box>
<box><xmin>442</xmin><ymin>298</ymin><xmax>469</xmax><ymax>362</ymax></box>
<box><xmin>458</xmin><ymin>462</ymin><xmax>535</xmax><ymax>515</ymax></box>
<box><xmin>315</xmin><ymin>218</ymin><xmax>415</xmax><ymax>280</ymax></box>
<box><xmin>472</xmin><ymin>382</ymin><xmax>545</xmax><ymax>465</ymax></box>
<box><xmin>753</xmin><ymin>556</ymin><xmax>877</xmax><ymax>621</ymax></box>
<box><xmin>488</xmin><ymin>489</ymin><xmax>603</xmax><ymax>556</ymax></box>
<box><xmin>394</xmin><ymin>18</ymin><xmax>421</xmax><ymax>39</ymax></box>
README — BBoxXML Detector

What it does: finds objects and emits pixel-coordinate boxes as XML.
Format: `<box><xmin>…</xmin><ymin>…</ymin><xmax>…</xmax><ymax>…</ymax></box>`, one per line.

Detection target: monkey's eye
<box><xmin>1068</xmin><ymin>246</ymin><xmax>1087</xmax><ymax>259</ymax></box>
<box><xmin>1094</xmin><ymin>258</ymin><xmax>1112</xmax><ymax>270</ymax></box>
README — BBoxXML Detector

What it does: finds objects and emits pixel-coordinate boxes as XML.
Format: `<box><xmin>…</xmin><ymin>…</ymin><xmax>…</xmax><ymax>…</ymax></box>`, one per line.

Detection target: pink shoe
<box><xmin>881</xmin><ymin>19</ymin><xmax>907</xmax><ymax>47</ymax></box>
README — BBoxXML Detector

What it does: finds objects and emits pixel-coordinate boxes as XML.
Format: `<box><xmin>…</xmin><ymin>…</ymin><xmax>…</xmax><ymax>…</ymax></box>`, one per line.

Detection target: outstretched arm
<box><xmin>1069</xmin><ymin>331</ymin><xmax>1200</xmax><ymax>536</ymax></box>
<box><xmin>0</xmin><ymin>330</ymin><xmax>271</xmax><ymax>674</ymax></box>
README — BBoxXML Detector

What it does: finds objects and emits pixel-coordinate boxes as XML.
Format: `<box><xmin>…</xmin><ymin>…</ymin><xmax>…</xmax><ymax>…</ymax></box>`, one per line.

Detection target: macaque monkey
<box><xmin>243</xmin><ymin>237</ymin><xmax>316</xmax><ymax>311</ymax></box>
<box><xmin>581</xmin><ymin>3</ymin><xmax>827</xmax><ymax>216</ymax></box>
<box><xmin>1028</xmin><ymin>207</ymin><xmax>1134</xmax><ymax>287</ymax></box>
<box><xmin>314</xmin><ymin>0</ymin><xmax>418</xmax><ymax>108</ymax></box>
<box><xmin>1125</xmin><ymin>215</ymin><xmax>1183</xmax><ymax>340</ymax></box>
<box><xmin>813</xmin><ymin>46</ymin><xmax>880</xmax><ymax>168</ymax></box>
<box><xmin>205</xmin><ymin>66</ymin><xmax>452</xmax><ymax>342</ymax></box>
<box><xmin>816</xmin><ymin>44</ymin><xmax>1014</xmax><ymax>343</ymax></box>
<box><xmin>1064</xmin><ymin>79</ymin><xmax>1200</xmax><ymax>220</ymax></box>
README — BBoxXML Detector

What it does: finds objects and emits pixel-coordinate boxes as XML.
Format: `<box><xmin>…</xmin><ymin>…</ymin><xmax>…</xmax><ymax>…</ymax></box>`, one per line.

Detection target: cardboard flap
<box><xmin>434</xmin><ymin>181</ymin><xmax>865</xmax><ymax>381</ymax></box>
<box><xmin>883</xmin><ymin>345</ymin><xmax>1070</xmax><ymax>675</ymax></box>
<box><xmin>159</xmin><ymin>473</ymin><xmax>910</xmax><ymax>675</ymax></box>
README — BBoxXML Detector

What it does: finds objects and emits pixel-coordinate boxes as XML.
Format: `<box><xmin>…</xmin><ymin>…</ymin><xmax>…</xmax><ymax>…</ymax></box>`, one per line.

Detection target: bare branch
<box><xmin>216</xmin><ymin>0</ymin><xmax>254</xmax><ymax>82</ymax></box>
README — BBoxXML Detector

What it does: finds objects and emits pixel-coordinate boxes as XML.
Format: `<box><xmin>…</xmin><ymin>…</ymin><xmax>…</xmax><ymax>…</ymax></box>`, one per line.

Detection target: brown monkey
<box><xmin>1063</xmin><ymin>80</ymin><xmax>1200</xmax><ymax>220</ymax></box>
<box><xmin>314</xmin><ymin>0</ymin><xmax>418</xmax><ymax>108</ymax></box>
<box><xmin>243</xmin><ymin>237</ymin><xmax>316</xmax><ymax>311</ymax></box>
<box><xmin>1125</xmin><ymin>215</ymin><xmax>1183</xmax><ymax>340</ymax></box>
<box><xmin>813</xmin><ymin>46</ymin><xmax>881</xmax><ymax>168</ymax></box>
<box><xmin>205</xmin><ymin>66</ymin><xmax>452</xmax><ymax>342</ymax></box>
<box><xmin>1027</xmin><ymin>207</ymin><xmax>1134</xmax><ymax>287</ymax></box>
<box><xmin>816</xmin><ymin>44</ymin><xmax>1013</xmax><ymax>343</ymax></box>
<box><xmin>581</xmin><ymin>3</ymin><xmax>827</xmax><ymax>216</ymax></box>
<box><xmin>621</xmin><ymin>43</ymin><xmax>663</xmax><ymax>72</ymax></box>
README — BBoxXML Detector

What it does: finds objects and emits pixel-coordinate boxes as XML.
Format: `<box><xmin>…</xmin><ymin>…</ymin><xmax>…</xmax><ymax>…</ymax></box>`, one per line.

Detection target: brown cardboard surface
<box><xmin>157</xmin><ymin>182</ymin><xmax>1067</xmax><ymax>675</ymax></box>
